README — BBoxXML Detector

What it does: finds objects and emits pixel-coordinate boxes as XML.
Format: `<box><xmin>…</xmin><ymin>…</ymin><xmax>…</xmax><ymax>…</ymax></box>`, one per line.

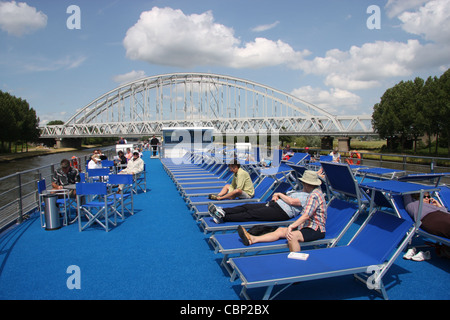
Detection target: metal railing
<box><xmin>0</xmin><ymin>149</ymin><xmax>116</xmax><ymax>231</ymax></box>
<box><xmin>1</xmin><ymin>147</ymin><xmax>448</xmax><ymax>232</ymax></box>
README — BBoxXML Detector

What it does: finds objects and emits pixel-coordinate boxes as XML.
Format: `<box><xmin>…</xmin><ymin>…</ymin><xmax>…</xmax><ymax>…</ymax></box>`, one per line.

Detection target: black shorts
<box><xmin>299</xmin><ymin>227</ymin><xmax>325</xmax><ymax>242</ymax></box>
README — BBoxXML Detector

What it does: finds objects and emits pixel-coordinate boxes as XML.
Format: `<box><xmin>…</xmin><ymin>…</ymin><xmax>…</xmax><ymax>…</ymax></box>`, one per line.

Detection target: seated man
<box><xmin>208</xmin><ymin>161</ymin><xmax>254</xmax><ymax>201</ymax></box>
<box><xmin>52</xmin><ymin>159</ymin><xmax>80</xmax><ymax>196</ymax></box>
<box><xmin>88</xmin><ymin>154</ymin><xmax>102</xmax><ymax>169</ymax></box>
<box><xmin>236</xmin><ymin>170</ymin><xmax>327</xmax><ymax>253</ymax></box>
<box><xmin>117</xmin><ymin>151</ymin><xmax>144</xmax><ymax>193</ymax></box>
<box><xmin>329</xmin><ymin>147</ymin><xmax>341</xmax><ymax>163</ymax></box>
<box><xmin>208</xmin><ymin>190</ymin><xmax>308</xmax><ymax>224</ymax></box>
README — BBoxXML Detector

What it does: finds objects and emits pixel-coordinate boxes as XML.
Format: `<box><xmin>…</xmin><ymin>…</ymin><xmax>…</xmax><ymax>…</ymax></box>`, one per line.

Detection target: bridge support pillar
<box><xmin>55</xmin><ymin>138</ymin><xmax>82</xmax><ymax>149</ymax></box>
<box><xmin>321</xmin><ymin>136</ymin><xmax>334</xmax><ymax>150</ymax></box>
<box><xmin>337</xmin><ymin>137</ymin><xmax>351</xmax><ymax>152</ymax></box>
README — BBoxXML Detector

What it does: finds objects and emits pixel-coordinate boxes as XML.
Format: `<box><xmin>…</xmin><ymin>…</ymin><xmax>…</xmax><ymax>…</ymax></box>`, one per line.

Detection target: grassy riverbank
<box><xmin>0</xmin><ymin>145</ymin><xmax>99</xmax><ymax>163</ymax></box>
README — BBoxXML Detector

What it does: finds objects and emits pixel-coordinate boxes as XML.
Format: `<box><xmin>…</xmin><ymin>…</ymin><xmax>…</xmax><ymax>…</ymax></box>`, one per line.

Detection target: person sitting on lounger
<box><xmin>208</xmin><ymin>160</ymin><xmax>254</xmax><ymax>201</ymax></box>
<box><xmin>208</xmin><ymin>188</ymin><xmax>308</xmax><ymax>224</ymax></box>
<box><xmin>208</xmin><ymin>191</ymin><xmax>308</xmax><ymax>223</ymax></box>
<box><xmin>403</xmin><ymin>192</ymin><xmax>450</xmax><ymax>239</ymax></box>
<box><xmin>236</xmin><ymin>170</ymin><xmax>327</xmax><ymax>252</ymax></box>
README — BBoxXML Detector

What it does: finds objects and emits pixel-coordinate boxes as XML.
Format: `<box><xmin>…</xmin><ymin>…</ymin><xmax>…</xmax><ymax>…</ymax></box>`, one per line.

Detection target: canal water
<box><xmin>0</xmin><ymin>147</ymin><xmax>113</xmax><ymax>179</ymax></box>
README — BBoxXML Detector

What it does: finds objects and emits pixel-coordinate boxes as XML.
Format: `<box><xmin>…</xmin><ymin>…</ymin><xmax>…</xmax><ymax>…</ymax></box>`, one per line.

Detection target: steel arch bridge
<box><xmin>40</xmin><ymin>73</ymin><xmax>373</xmax><ymax>138</ymax></box>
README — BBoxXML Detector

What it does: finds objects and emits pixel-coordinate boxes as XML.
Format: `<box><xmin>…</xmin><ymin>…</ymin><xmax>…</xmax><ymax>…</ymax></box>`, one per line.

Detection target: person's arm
<box><xmin>272</xmin><ymin>192</ymin><xmax>302</xmax><ymax>207</ymax></box>
<box><xmin>289</xmin><ymin>193</ymin><xmax>318</xmax><ymax>228</ymax></box>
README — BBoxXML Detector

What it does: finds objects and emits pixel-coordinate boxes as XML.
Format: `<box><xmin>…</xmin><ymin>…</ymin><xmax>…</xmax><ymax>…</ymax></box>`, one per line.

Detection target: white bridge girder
<box><xmin>40</xmin><ymin>73</ymin><xmax>374</xmax><ymax>138</ymax></box>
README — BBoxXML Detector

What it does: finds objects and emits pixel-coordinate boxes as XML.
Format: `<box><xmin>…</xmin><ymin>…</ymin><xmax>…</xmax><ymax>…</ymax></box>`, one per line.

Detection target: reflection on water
<box><xmin>0</xmin><ymin>147</ymin><xmax>113</xmax><ymax>179</ymax></box>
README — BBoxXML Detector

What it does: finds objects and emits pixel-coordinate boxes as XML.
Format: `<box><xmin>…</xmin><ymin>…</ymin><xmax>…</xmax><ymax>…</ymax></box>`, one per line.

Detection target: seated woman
<box><xmin>403</xmin><ymin>192</ymin><xmax>450</xmax><ymax>239</ymax></box>
<box><xmin>236</xmin><ymin>170</ymin><xmax>327</xmax><ymax>253</ymax></box>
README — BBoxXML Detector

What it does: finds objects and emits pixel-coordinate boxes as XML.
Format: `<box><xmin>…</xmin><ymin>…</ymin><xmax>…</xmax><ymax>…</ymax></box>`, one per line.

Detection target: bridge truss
<box><xmin>40</xmin><ymin>73</ymin><xmax>373</xmax><ymax>138</ymax></box>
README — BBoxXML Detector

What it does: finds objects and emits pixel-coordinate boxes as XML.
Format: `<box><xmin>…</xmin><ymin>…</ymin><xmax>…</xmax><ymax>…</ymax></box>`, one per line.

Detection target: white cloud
<box><xmin>398</xmin><ymin>0</ymin><xmax>450</xmax><ymax>44</ymax></box>
<box><xmin>113</xmin><ymin>70</ymin><xmax>147</xmax><ymax>84</ymax></box>
<box><xmin>291</xmin><ymin>86</ymin><xmax>362</xmax><ymax>114</ymax></box>
<box><xmin>385</xmin><ymin>0</ymin><xmax>429</xmax><ymax>18</ymax></box>
<box><xmin>251</xmin><ymin>21</ymin><xmax>280</xmax><ymax>32</ymax></box>
<box><xmin>123</xmin><ymin>7</ymin><xmax>308</xmax><ymax>69</ymax></box>
<box><xmin>0</xmin><ymin>1</ymin><xmax>47</xmax><ymax>36</ymax></box>
<box><xmin>297</xmin><ymin>0</ymin><xmax>450</xmax><ymax>92</ymax></box>
<box><xmin>23</xmin><ymin>55</ymin><xmax>86</xmax><ymax>72</ymax></box>
<box><xmin>299</xmin><ymin>40</ymin><xmax>422</xmax><ymax>90</ymax></box>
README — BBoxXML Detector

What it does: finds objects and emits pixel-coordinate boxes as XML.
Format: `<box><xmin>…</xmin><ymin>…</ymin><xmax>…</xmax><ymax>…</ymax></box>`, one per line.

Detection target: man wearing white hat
<box><xmin>237</xmin><ymin>170</ymin><xmax>327</xmax><ymax>252</ymax></box>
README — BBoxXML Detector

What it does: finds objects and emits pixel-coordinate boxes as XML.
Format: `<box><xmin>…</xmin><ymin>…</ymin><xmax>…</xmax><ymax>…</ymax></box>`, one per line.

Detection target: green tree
<box><xmin>0</xmin><ymin>90</ymin><xmax>40</xmax><ymax>153</ymax></box>
<box><xmin>437</xmin><ymin>69</ymin><xmax>450</xmax><ymax>155</ymax></box>
<box><xmin>372</xmin><ymin>78</ymin><xmax>424</xmax><ymax>152</ymax></box>
<box><xmin>47</xmin><ymin>120</ymin><xmax>65</xmax><ymax>125</ymax></box>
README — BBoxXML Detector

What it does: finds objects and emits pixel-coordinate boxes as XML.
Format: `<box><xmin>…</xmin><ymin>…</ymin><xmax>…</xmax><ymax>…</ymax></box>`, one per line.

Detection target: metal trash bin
<box><xmin>43</xmin><ymin>194</ymin><xmax>62</xmax><ymax>230</ymax></box>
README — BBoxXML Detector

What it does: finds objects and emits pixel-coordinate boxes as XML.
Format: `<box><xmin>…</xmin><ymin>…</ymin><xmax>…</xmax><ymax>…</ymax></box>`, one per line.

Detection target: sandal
<box><xmin>208</xmin><ymin>194</ymin><xmax>219</xmax><ymax>200</ymax></box>
<box><xmin>238</xmin><ymin>225</ymin><xmax>252</xmax><ymax>246</ymax></box>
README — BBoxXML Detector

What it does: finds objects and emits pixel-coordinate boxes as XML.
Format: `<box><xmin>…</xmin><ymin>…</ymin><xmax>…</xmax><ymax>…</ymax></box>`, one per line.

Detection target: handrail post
<box><xmin>17</xmin><ymin>174</ymin><xmax>23</xmax><ymax>224</ymax></box>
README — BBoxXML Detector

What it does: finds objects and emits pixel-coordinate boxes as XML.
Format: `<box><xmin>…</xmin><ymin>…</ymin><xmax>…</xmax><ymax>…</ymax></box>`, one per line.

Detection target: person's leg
<box><xmin>223</xmin><ymin>203</ymin><xmax>266</xmax><ymax>215</ymax></box>
<box><xmin>289</xmin><ymin>228</ymin><xmax>325</xmax><ymax>252</ymax></box>
<box><xmin>238</xmin><ymin>226</ymin><xmax>288</xmax><ymax>246</ymax></box>
<box><xmin>217</xmin><ymin>184</ymin><xmax>230</xmax><ymax>197</ymax></box>
<box><xmin>287</xmin><ymin>230</ymin><xmax>304</xmax><ymax>252</ymax></box>
<box><xmin>218</xmin><ymin>188</ymin><xmax>242</xmax><ymax>200</ymax></box>
<box><xmin>421</xmin><ymin>211</ymin><xmax>450</xmax><ymax>238</ymax></box>
<box><xmin>224</xmin><ymin>203</ymin><xmax>288</xmax><ymax>222</ymax></box>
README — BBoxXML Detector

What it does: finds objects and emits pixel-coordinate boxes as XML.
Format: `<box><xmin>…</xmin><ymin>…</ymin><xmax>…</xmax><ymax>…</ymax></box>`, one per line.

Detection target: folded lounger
<box><xmin>185</xmin><ymin>162</ymin><xmax>295</xmax><ymax>205</ymax></box>
<box><xmin>181</xmin><ymin>171</ymin><xmax>260</xmax><ymax>198</ymax></box>
<box><xmin>210</xmin><ymin>199</ymin><xmax>361</xmax><ymax>275</ymax></box>
<box><xmin>228</xmin><ymin>205</ymin><xmax>416</xmax><ymax>300</ymax></box>
<box><xmin>186</xmin><ymin>175</ymin><xmax>278</xmax><ymax>209</ymax></box>
<box><xmin>358</xmin><ymin>167</ymin><xmax>406</xmax><ymax>182</ymax></box>
<box><xmin>168</xmin><ymin>160</ymin><xmax>223</xmax><ymax>180</ymax></box>
<box><xmin>174</xmin><ymin>166</ymin><xmax>233</xmax><ymax>189</ymax></box>
<box><xmin>397</xmin><ymin>172</ymin><xmax>450</xmax><ymax>187</ymax></box>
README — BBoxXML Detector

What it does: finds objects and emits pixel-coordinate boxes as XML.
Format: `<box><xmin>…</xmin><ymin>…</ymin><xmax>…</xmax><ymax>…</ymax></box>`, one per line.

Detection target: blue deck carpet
<box><xmin>0</xmin><ymin>151</ymin><xmax>449</xmax><ymax>300</ymax></box>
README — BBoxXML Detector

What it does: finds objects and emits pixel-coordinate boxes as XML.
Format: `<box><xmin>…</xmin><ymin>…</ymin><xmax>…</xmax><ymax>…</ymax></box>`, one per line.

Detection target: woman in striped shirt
<box><xmin>238</xmin><ymin>170</ymin><xmax>327</xmax><ymax>252</ymax></box>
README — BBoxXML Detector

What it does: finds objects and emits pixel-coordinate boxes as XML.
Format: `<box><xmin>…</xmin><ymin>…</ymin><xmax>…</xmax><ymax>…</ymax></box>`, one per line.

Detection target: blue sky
<box><xmin>1</xmin><ymin>0</ymin><xmax>449</xmax><ymax>125</ymax></box>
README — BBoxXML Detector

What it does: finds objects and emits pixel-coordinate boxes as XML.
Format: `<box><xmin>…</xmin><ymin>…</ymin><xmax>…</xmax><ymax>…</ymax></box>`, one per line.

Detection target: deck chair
<box><xmin>87</xmin><ymin>168</ymin><xmax>110</xmax><ymax>182</ymax></box>
<box><xmin>133</xmin><ymin>164</ymin><xmax>147</xmax><ymax>194</ymax></box>
<box><xmin>320</xmin><ymin>162</ymin><xmax>367</xmax><ymax>206</ymax></box>
<box><xmin>436</xmin><ymin>185</ymin><xmax>450</xmax><ymax>211</ymax></box>
<box><xmin>76</xmin><ymin>182</ymin><xmax>118</xmax><ymax>232</ymax></box>
<box><xmin>228</xmin><ymin>205</ymin><xmax>416</xmax><ymax>300</ymax></box>
<box><xmin>283</xmin><ymin>153</ymin><xmax>311</xmax><ymax>165</ymax></box>
<box><xmin>209</xmin><ymin>199</ymin><xmax>361</xmax><ymax>275</ymax></box>
<box><xmin>108</xmin><ymin>174</ymin><xmax>134</xmax><ymax>220</ymax></box>
<box><xmin>101</xmin><ymin>160</ymin><xmax>115</xmax><ymax>173</ymax></box>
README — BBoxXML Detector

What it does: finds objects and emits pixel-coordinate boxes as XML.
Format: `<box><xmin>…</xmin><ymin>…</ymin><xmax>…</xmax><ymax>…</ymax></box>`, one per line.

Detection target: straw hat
<box><xmin>299</xmin><ymin>170</ymin><xmax>321</xmax><ymax>186</ymax></box>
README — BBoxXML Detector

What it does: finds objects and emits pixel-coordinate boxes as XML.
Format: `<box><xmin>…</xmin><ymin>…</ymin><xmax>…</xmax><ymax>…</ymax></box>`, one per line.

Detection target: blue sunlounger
<box><xmin>209</xmin><ymin>199</ymin><xmax>361</xmax><ymax>275</ymax></box>
<box><xmin>228</xmin><ymin>205</ymin><xmax>416</xmax><ymax>300</ymax></box>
